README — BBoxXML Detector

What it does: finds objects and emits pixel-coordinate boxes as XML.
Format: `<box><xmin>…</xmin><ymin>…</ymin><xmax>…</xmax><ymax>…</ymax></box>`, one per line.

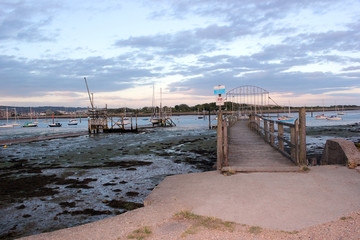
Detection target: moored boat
<box><xmin>315</xmin><ymin>114</ymin><xmax>327</xmax><ymax>120</ymax></box>
<box><xmin>23</xmin><ymin>122</ymin><xmax>38</xmax><ymax>127</ymax></box>
<box><xmin>49</xmin><ymin>122</ymin><xmax>62</xmax><ymax>127</ymax></box>
<box><xmin>326</xmin><ymin>115</ymin><xmax>342</xmax><ymax>120</ymax></box>
<box><xmin>68</xmin><ymin>119</ymin><xmax>78</xmax><ymax>125</ymax></box>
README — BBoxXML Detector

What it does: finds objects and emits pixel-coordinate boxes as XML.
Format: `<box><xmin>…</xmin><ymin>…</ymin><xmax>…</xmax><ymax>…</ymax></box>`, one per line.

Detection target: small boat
<box><xmin>315</xmin><ymin>114</ymin><xmax>327</xmax><ymax>120</ymax></box>
<box><xmin>0</xmin><ymin>124</ymin><xmax>14</xmax><ymax>128</ymax></box>
<box><xmin>49</xmin><ymin>114</ymin><xmax>62</xmax><ymax>127</ymax></box>
<box><xmin>277</xmin><ymin>116</ymin><xmax>294</xmax><ymax>122</ymax></box>
<box><xmin>326</xmin><ymin>115</ymin><xmax>342</xmax><ymax>120</ymax></box>
<box><xmin>149</xmin><ymin>117</ymin><xmax>160</xmax><ymax>124</ymax></box>
<box><xmin>23</xmin><ymin>122</ymin><xmax>38</xmax><ymax>127</ymax></box>
<box><xmin>0</xmin><ymin>107</ymin><xmax>15</xmax><ymax>127</ymax></box>
<box><xmin>49</xmin><ymin>122</ymin><xmax>62</xmax><ymax>127</ymax></box>
<box><xmin>68</xmin><ymin>119</ymin><xmax>78</xmax><ymax>125</ymax></box>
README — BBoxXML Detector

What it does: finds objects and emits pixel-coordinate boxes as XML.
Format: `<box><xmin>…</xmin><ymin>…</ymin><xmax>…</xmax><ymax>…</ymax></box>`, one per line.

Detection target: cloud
<box><xmin>0</xmin><ymin>1</ymin><xmax>60</xmax><ymax>42</ymax></box>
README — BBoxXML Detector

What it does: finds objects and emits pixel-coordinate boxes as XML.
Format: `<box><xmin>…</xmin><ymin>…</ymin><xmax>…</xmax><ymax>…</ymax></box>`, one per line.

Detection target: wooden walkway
<box><xmin>222</xmin><ymin>120</ymin><xmax>299</xmax><ymax>172</ymax></box>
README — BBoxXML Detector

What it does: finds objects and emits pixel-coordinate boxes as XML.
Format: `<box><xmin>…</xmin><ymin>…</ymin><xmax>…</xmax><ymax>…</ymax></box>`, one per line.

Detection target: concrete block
<box><xmin>321</xmin><ymin>139</ymin><xmax>360</xmax><ymax>168</ymax></box>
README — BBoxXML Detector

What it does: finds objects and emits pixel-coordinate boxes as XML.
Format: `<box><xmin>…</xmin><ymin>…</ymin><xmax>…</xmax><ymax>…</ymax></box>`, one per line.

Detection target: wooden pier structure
<box><xmin>217</xmin><ymin>86</ymin><xmax>307</xmax><ymax>172</ymax></box>
<box><xmin>217</xmin><ymin>108</ymin><xmax>307</xmax><ymax>172</ymax></box>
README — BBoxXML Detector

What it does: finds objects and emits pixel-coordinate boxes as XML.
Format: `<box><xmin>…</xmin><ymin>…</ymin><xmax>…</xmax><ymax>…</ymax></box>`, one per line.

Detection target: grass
<box><xmin>248</xmin><ymin>226</ymin><xmax>262</xmax><ymax>235</ymax></box>
<box><xmin>174</xmin><ymin>210</ymin><xmax>235</xmax><ymax>237</ymax></box>
<box><xmin>300</xmin><ymin>166</ymin><xmax>310</xmax><ymax>172</ymax></box>
<box><xmin>127</xmin><ymin>226</ymin><xmax>152</xmax><ymax>240</ymax></box>
<box><xmin>340</xmin><ymin>216</ymin><xmax>353</xmax><ymax>221</ymax></box>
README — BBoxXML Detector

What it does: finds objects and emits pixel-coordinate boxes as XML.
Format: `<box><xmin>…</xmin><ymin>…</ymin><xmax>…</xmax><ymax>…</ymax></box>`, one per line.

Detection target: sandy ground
<box><xmin>21</xmin><ymin>165</ymin><xmax>360</xmax><ymax>240</ymax></box>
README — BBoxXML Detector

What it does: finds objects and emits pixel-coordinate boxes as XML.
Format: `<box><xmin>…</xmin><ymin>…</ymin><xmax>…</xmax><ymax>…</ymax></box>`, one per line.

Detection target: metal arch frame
<box><xmin>225</xmin><ymin>85</ymin><xmax>270</xmax><ymax>115</ymax></box>
<box><xmin>226</xmin><ymin>85</ymin><xmax>269</xmax><ymax>96</ymax></box>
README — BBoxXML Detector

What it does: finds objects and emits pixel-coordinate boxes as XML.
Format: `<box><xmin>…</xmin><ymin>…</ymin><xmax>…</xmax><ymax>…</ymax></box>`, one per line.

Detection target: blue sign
<box><xmin>214</xmin><ymin>85</ymin><xmax>225</xmax><ymax>95</ymax></box>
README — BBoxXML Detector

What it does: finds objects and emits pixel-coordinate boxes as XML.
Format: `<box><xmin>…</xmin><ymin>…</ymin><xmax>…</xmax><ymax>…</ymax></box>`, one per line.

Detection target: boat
<box><xmin>49</xmin><ymin>113</ymin><xmax>62</xmax><ymax>127</ymax></box>
<box><xmin>277</xmin><ymin>116</ymin><xmax>294</xmax><ymax>121</ymax></box>
<box><xmin>338</xmin><ymin>105</ymin><xmax>345</xmax><ymax>115</ymax></box>
<box><xmin>49</xmin><ymin>122</ymin><xmax>62</xmax><ymax>127</ymax></box>
<box><xmin>68</xmin><ymin>119</ymin><xmax>78</xmax><ymax>125</ymax></box>
<box><xmin>0</xmin><ymin>108</ymin><xmax>14</xmax><ymax>128</ymax></box>
<box><xmin>315</xmin><ymin>114</ymin><xmax>327</xmax><ymax>120</ymax></box>
<box><xmin>12</xmin><ymin>108</ymin><xmax>20</xmax><ymax>126</ymax></box>
<box><xmin>149</xmin><ymin>83</ymin><xmax>160</xmax><ymax>125</ymax></box>
<box><xmin>326</xmin><ymin>115</ymin><xmax>342</xmax><ymax>120</ymax></box>
<box><xmin>23</xmin><ymin>122</ymin><xmax>38</xmax><ymax>127</ymax></box>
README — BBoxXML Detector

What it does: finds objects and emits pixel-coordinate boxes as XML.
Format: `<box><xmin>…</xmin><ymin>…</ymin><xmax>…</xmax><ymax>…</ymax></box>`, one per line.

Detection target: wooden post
<box><xmin>136</xmin><ymin>114</ymin><xmax>138</xmax><ymax>130</ymax></box>
<box><xmin>121</xmin><ymin>116</ymin><xmax>124</xmax><ymax>130</ymax></box>
<box><xmin>278</xmin><ymin>123</ymin><xmax>284</xmax><ymax>151</ymax></box>
<box><xmin>299</xmin><ymin>107</ymin><xmax>307</xmax><ymax>165</ymax></box>
<box><xmin>264</xmin><ymin>119</ymin><xmax>268</xmax><ymax>142</ymax></box>
<box><xmin>217</xmin><ymin>111</ymin><xmax>223</xmax><ymax>170</ymax></box>
<box><xmin>269</xmin><ymin>121</ymin><xmax>275</xmax><ymax>145</ymax></box>
<box><xmin>223</xmin><ymin>119</ymin><xmax>228</xmax><ymax>166</ymax></box>
<box><xmin>209</xmin><ymin>110</ymin><xmax>211</xmax><ymax>129</ymax></box>
<box><xmin>290</xmin><ymin>125</ymin><xmax>296</xmax><ymax>162</ymax></box>
<box><xmin>131</xmin><ymin>115</ymin><xmax>133</xmax><ymax>130</ymax></box>
<box><xmin>256</xmin><ymin>116</ymin><xmax>260</xmax><ymax>132</ymax></box>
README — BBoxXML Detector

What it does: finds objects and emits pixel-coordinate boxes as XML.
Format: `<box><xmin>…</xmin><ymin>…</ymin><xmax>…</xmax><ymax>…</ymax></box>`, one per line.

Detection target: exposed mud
<box><xmin>0</xmin><ymin>124</ymin><xmax>216</xmax><ymax>240</ymax></box>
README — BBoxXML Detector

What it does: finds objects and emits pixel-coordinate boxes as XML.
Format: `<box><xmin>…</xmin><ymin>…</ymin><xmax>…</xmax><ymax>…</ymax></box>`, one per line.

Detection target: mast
<box><xmin>84</xmin><ymin>77</ymin><xmax>94</xmax><ymax>109</ymax></box>
<box><xmin>160</xmin><ymin>88</ymin><xmax>162</xmax><ymax>120</ymax></box>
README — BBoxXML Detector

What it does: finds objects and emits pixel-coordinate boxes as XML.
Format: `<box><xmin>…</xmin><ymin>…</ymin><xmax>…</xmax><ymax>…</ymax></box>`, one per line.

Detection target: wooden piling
<box><xmin>290</xmin><ymin>125</ymin><xmax>296</xmax><ymax>162</ymax></box>
<box><xmin>131</xmin><ymin>115</ymin><xmax>133</xmax><ymax>130</ymax></box>
<box><xmin>269</xmin><ymin>121</ymin><xmax>275</xmax><ymax>145</ymax></box>
<box><xmin>136</xmin><ymin>115</ymin><xmax>138</xmax><ymax>130</ymax></box>
<box><xmin>208</xmin><ymin>110</ymin><xmax>211</xmax><ymax>129</ymax></box>
<box><xmin>299</xmin><ymin>107</ymin><xmax>307</xmax><ymax>165</ymax></box>
<box><xmin>223</xmin><ymin>119</ymin><xmax>228</xmax><ymax>166</ymax></box>
<box><xmin>278</xmin><ymin>124</ymin><xmax>284</xmax><ymax>151</ymax></box>
<box><xmin>264</xmin><ymin>119</ymin><xmax>268</xmax><ymax>142</ymax></box>
<box><xmin>217</xmin><ymin>111</ymin><xmax>223</xmax><ymax>170</ymax></box>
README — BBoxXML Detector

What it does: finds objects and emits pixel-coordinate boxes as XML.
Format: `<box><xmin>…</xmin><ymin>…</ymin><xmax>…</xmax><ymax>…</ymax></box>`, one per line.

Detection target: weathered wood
<box><xmin>299</xmin><ymin>108</ymin><xmax>306</xmax><ymax>165</ymax></box>
<box><xmin>209</xmin><ymin>110</ymin><xmax>211</xmax><ymax>129</ymax></box>
<box><xmin>224</xmin><ymin>120</ymin><xmax>296</xmax><ymax>172</ymax></box>
<box><xmin>290</xmin><ymin>125</ymin><xmax>296</xmax><ymax>162</ymax></box>
<box><xmin>217</xmin><ymin>112</ymin><xmax>223</xmax><ymax>170</ymax></box>
<box><xmin>256</xmin><ymin>116</ymin><xmax>260</xmax><ymax>133</ymax></box>
<box><xmin>264</xmin><ymin>119</ymin><xmax>268</xmax><ymax>142</ymax></box>
<box><xmin>223</xmin><ymin>119</ymin><xmax>228</xmax><ymax>166</ymax></box>
<box><xmin>278</xmin><ymin>124</ymin><xmax>284</xmax><ymax>151</ymax></box>
<box><xmin>269</xmin><ymin>121</ymin><xmax>275</xmax><ymax>145</ymax></box>
<box><xmin>131</xmin><ymin>115</ymin><xmax>133</xmax><ymax>130</ymax></box>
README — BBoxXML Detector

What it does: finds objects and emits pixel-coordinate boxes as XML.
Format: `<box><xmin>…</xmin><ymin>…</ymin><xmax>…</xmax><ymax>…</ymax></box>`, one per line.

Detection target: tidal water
<box><xmin>0</xmin><ymin>111</ymin><xmax>359</xmax><ymax>239</ymax></box>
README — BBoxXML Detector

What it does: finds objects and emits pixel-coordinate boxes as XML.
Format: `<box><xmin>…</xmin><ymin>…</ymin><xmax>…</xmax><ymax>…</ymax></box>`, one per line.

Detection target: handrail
<box><xmin>248</xmin><ymin>108</ymin><xmax>307</xmax><ymax>165</ymax></box>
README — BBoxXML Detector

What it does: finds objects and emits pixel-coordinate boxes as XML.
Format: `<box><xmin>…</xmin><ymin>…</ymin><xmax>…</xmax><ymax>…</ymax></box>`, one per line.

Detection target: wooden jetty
<box><xmin>217</xmin><ymin>108</ymin><xmax>307</xmax><ymax>172</ymax></box>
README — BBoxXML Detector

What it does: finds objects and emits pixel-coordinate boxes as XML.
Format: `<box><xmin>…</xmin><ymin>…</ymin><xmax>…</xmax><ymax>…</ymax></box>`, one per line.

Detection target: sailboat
<box><xmin>338</xmin><ymin>105</ymin><xmax>345</xmax><ymax>115</ymax></box>
<box><xmin>326</xmin><ymin>104</ymin><xmax>342</xmax><ymax>120</ymax></box>
<box><xmin>49</xmin><ymin>113</ymin><xmax>62</xmax><ymax>127</ymax></box>
<box><xmin>12</xmin><ymin>108</ymin><xmax>21</xmax><ymax>126</ymax></box>
<box><xmin>0</xmin><ymin>108</ymin><xmax>14</xmax><ymax>128</ymax></box>
<box><xmin>277</xmin><ymin>103</ymin><xmax>294</xmax><ymax>121</ymax></box>
<box><xmin>23</xmin><ymin>107</ymin><xmax>38</xmax><ymax>127</ymax></box>
<box><xmin>315</xmin><ymin>100</ymin><xmax>327</xmax><ymax>119</ymax></box>
<box><xmin>149</xmin><ymin>84</ymin><xmax>159</xmax><ymax>124</ymax></box>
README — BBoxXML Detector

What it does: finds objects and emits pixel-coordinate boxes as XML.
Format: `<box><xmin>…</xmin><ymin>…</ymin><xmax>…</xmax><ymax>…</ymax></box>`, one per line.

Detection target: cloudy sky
<box><xmin>1</xmin><ymin>0</ymin><xmax>359</xmax><ymax>108</ymax></box>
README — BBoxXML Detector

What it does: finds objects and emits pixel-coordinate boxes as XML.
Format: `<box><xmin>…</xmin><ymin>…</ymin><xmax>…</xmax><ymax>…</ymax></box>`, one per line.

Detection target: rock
<box><xmin>320</xmin><ymin>139</ymin><xmax>360</xmax><ymax>168</ymax></box>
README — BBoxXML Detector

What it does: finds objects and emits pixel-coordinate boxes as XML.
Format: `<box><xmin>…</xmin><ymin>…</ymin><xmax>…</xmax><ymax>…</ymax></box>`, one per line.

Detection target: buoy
<box><xmin>4</xmin><ymin>145</ymin><xmax>7</xmax><ymax>148</ymax></box>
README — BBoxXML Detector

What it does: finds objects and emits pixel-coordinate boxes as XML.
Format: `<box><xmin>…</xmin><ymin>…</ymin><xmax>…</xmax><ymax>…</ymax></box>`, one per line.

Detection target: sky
<box><xmin>0</xmin><ymin>0</ymin><xmax>359</xmax><ymax>108</ymax></box>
